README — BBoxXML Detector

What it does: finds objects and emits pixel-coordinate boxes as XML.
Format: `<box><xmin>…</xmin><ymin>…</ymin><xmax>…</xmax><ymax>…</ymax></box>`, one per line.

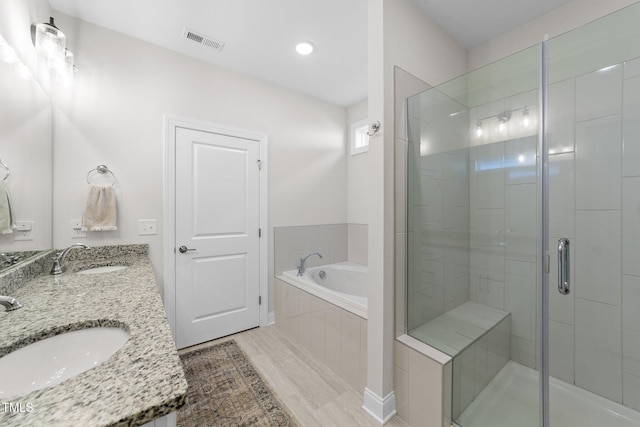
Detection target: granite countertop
<box><xmin>0</xmin><ymin>246</ymin><xmax>188</xmax><ymax>426</ymax></box>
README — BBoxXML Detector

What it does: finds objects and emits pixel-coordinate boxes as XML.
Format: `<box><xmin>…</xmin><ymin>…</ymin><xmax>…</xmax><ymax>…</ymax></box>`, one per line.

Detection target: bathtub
<box><xmin>278</xmin><ymin>262</ymin><xmax>368</xmax><ymax>319</ymax></box>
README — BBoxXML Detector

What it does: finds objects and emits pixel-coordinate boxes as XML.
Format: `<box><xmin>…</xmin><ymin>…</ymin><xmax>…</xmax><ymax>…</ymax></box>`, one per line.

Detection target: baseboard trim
<box><xmin>268</xmin><ymin>311</ymin><xmax>275</xmax><ymax>325</ymax></box>
<box><xmin>362</xmin><ymin>388</ymin><xmax>397</xmax><ymax>425</ymax></box>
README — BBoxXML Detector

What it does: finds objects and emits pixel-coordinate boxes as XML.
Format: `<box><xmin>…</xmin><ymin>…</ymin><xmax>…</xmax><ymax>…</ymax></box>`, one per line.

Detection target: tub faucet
<box><xmin>297</xmin><ymin>252</ymin><xmax>323</xmax><ymax>276</ymax></box>
<box><xmin>0</xmin><ymin>295</ymin><xmax>22</xmax><ymax>311</ymax></box>
<box><xmin>50</xmin><ymin>243</ymin><xmax>91</xmax><ymax>275</ymax></box>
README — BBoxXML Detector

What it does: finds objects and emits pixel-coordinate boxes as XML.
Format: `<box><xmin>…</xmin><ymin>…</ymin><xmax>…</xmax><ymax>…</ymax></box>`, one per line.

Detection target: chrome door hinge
<box><xmin>259</xmin><ymin>295</ymin><xmax>262</xmax><ymax>305</ymax></box>
<box><xmin>257</xmin><ymin>159</ymin><xmax>263</xmax><ymax>170</ymax></box>
<box><xmin>543</xmin><ymin>253</ymin><xmax>550</xmax><ymax>274</ymax></box>
<box><xmin>258</xmin><ymin>228</ymin><xmax>262</xmax><ymax>238</ymax></box>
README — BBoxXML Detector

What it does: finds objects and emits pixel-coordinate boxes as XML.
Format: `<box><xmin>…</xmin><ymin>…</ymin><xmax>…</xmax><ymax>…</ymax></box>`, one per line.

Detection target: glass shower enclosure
<box><xmin>406</xmin><ymin>3</ymin><xmax>640</xmax><ymax>426</ymax></box>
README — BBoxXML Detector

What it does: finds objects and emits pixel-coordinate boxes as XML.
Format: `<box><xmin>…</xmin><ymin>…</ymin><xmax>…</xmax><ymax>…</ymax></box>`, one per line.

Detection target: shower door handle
<box><xmin>558</xmin><ymin>238</ymin><xmax>570</xmax><ymax>295</ymax></box>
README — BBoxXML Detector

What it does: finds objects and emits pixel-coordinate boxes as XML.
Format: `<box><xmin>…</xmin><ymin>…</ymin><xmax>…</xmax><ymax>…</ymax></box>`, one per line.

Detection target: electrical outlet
<box><xmin>138</xmin><ymin>219</ymin><xmax>157</xmax><ymax>235</ymax></box>
<box><xmin>14</xmin><ymin>221</ymin><xmax>34</xmax><ymax>241</ymax></box>
<box><xmin>71</xmin><ymin>219</ymin><xmax>86</xmax><ymax>238</ymax></box>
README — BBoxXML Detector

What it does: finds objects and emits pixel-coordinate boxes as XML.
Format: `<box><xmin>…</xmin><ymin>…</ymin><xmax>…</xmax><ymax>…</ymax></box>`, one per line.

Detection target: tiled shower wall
<box><xmin>543</xmin><ymin>58</ymin><xmax>640</xmax><ymax>408</ymax></box>
<box><xmin>406</xmin><ymin>147</ymin><xmax>471</xmax><ymax>331</ymax></box>
<box><xmin>463</xmin><ymin>57</ymin><xmax>640</xmax><ymax>408</ymax></box>
<box><xmin>467</xmin><ymin>133</ymin><xmax>539</xmax><ymax>370</ymax></box>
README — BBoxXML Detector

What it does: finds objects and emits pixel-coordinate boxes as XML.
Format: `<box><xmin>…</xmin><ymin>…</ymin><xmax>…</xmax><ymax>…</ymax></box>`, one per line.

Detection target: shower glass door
<box><xmin>406</xmin><ymin>43</ymin><xmax>543</xmax><ymax>427</ymax></box>
<box><xmin>406</xmin><ymin>2</ymin><xmax>640</xmax><ymax>426</ymax></box>
<box><xmin>545</xmin><ymin>3</ymin><xmax>640</xmax><ymax>426</ymax></box>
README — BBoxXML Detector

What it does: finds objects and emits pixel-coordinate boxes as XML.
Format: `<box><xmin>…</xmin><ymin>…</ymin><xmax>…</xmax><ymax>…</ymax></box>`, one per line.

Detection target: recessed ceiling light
<box><xmin>295</xmin><ymin>41</ymin><xmax>314</xmax><ymax>55</ymax></box>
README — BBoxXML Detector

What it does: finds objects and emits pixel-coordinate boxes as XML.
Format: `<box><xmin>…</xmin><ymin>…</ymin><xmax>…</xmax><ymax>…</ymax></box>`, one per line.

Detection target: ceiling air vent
<box><xmin>183</xmin><ymin>27</ymin><xmax>225</xmax><ymax>52</ymax></box>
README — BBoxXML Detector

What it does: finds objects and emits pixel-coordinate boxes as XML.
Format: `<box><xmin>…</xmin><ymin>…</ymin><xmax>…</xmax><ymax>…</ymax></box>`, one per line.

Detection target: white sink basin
<box><xmin>76</xmin><ymin>265</ymin><xmax>128</xmax><ymax>275</ymax></box>
<box><xmin>0</xmin><ymin>327</ymin><xmax>129</xmax><ymax>399</ymax></box>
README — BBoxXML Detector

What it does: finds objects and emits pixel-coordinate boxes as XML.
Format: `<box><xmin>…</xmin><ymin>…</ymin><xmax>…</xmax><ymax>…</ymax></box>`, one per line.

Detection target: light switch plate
<box><xmin>138</xmin><ymin>219</ymin><xmax>157</xmax><ymax>235</ymax></box>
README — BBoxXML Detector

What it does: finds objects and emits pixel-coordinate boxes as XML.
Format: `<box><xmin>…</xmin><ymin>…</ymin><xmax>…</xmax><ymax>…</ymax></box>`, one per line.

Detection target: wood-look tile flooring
<box><xmin>180</xmin><ymin>325</ymin><xmax>411</xmax><ymax>427</ymax></box>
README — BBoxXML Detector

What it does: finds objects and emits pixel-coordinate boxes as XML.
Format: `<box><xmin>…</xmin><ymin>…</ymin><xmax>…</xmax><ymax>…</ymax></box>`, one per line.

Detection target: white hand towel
<box><xmin>0</xmin><ymin>180</ymin><xmax>15</xmax><ymax>234</ymax></box>
<box><xmin>82</xmin><ymin>184</ymin><xmax>117</xmax><ymax>231</ymax></box>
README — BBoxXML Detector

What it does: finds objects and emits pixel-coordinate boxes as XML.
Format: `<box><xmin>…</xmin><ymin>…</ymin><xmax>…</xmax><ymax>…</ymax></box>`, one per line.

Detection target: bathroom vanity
<box><xmin>0</xmin><ymin>244</ymin><xmax>187</xmax><ymax>427</ymax></box>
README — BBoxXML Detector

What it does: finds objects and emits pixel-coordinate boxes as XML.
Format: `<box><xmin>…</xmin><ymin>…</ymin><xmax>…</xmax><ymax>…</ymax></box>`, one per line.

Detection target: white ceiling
<box><xmin>412</xmin><ymin>0</ymin><xmax>573</xmax><ymax>49</ymax></box>
<box><xmin>48</xmin><ymin>0</ymin><xmax>573</xmax><ymax>107</ymax></box>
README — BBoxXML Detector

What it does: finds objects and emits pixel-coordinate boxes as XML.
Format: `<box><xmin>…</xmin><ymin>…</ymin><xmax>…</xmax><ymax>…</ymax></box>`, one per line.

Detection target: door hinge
<box><xmin>259</xmin><ymin>228</ymin><xmax>262</xmax><ymax>238</ymax></box>
<box><xmin>259</xmin><ymin>295</ymin><xmax>262</xmax><ymax>305</ymax></box>
<box><xmin>543</xmin><ymin>253</ymin><xmax>550</xmax><ymax>274</ymax></box>
<box><xmin>257</xmin><ymin>159</ymin><xmax>262</xmax><ymax>170</ymax></box>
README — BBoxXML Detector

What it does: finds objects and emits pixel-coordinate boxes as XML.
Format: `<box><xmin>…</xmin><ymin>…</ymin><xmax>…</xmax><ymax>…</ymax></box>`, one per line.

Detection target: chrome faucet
<box><xmin>0</xmin><ymin>253</ymin><xmax>18</xmax><ymax>266</ymax></box>
<box><xmin>297</xmin><ymin>252</ymin><xmax>323</xmax><ymax>276</ymax></box>
<box><xmin>0</xmin><ymin>295</ymin><xmax>22</xmax><ymax>311</ymax></box>
<box><xmin>50</xmin><ymin>243</ymin><xmax>91</xmax><ymax>275</ymax></box>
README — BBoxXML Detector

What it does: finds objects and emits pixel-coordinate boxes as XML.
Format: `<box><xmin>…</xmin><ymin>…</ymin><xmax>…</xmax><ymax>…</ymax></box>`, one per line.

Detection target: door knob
<box><xmin>178</xmin><ymin>245</ymin><xmax>195</xmax><ymax>253</ymax></box>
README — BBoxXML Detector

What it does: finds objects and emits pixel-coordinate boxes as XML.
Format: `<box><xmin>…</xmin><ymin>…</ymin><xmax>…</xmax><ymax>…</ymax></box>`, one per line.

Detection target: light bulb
<box><xmin>35</xmin><ymin>17</ymin><xmax>66</xmax><ymax>60</ymax></box>
<box><xmin>296</xmin><ymin>41</ymin><xmax>314</xmax><ymax>55</ymax></box>
<box><xmin>475</xmin><ymin>121</ymin><xmax>483</xmax><ymax>137</ymax></box>
<box><xmin>522</xmin><ymin>107</ymin><xmax>530</xmax><ymax>127</ymax></box>
<box><xmin>497</xmin><ymin>112</ymin><xmax>510</xmax><ymax>133</ymax></box>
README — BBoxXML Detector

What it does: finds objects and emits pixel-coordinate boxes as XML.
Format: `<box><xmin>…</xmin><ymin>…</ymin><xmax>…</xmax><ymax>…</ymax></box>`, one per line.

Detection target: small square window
<box><xmin>350</xmin><ymin>118</ymin><xmax>369</xmax><ymax>155</ymax></box>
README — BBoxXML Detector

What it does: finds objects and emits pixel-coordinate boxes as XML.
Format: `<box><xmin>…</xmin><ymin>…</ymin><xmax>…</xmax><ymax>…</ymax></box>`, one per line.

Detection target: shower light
<box><xmin>522</xmin><ymin>107</ymin><xmax>531</xmax><ymax>127</ymax></box>
<box><xmin>34</xmin><ymin>17</ymin><xmax>66</xmax><ymax>60</ymax></box>
<box><xmin>497</xmin><ymin>112</ymin><xmax>511</xmax><ymax>133</ymax></box>
<box><xmin>296</xmin><ymin>41</ymin><xmax>314</xmax><ymax>55</ymax></box>
<box><xmin>475</xmin><ymin>121</ymin><xmax>483</xmax><ymax>137</ymax></box>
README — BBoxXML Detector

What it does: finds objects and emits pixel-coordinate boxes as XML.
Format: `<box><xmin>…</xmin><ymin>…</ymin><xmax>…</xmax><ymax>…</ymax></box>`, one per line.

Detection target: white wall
<box><xmin>365</xmin><ymin>0</ymin><xmax>467</xmax><ymax>421</ymax></box>
<box><xmin>50</xmin><ymin>13</ymin><xmax>348</xmax><ymax>303</ymax></box>
<box><xmin>468</xmin><ymin>0</ymin><xmax>640</xmax><ymax>70</ymax></box>
<box><xmin>347</xmin><ymin>99</ymin><xmax>369</xmax><ymax>224</ymax></box>
<box><xmin>0</xmin><ymin>0</ymin><xmax>51</xmax><ymax>77</ymax></box>
<box><xmin>0</xmin><ymin>0</ymin><xmax>53</xmax><ymax>252</ymax></box>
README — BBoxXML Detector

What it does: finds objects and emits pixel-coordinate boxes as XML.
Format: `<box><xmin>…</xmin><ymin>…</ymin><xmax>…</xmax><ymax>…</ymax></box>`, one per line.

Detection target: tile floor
<box><xmin>180</xmin><ymin>325</ymin><xmax>410</xmax><ymax>427</ymax></box>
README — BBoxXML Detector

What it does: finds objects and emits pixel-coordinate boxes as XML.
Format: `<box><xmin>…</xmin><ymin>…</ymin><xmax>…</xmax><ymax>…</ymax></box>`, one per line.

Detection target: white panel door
<box><xmin>175</xmin><ymin>126</ymin><xmax>260</xmax><ymax>349</ymax></box>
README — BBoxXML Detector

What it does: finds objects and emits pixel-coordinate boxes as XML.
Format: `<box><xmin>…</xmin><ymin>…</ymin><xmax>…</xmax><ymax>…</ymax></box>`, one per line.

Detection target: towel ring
<box><xmin>86</xmin><ymin>164</ymin><xmax>116</xmax><ymax>186</ymax></box>
<box><xmin>0</xmin><ymin>159</ymin><xmax>9</xmax><ymax>181</ymax></box>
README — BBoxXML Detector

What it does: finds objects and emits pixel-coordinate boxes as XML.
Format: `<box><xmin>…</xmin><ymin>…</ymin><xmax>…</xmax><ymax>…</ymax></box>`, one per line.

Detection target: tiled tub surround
<box><xmin>274</xmin><ymin>277</ymin><xmax>368</xmax><ymax>393</ymax></box>
<box><xmin>273</xmin><ymin>223</ymin><xmax>369</xmax><ymax>393</ymax></box>
<box><xmin>274</xmin><ymin>223</ymin><xmax>368</xmax><ymax>278</ymax></box>
<box><xmin>0</xmin><ymin>245</ymin><xmax>187</xmax><ymax>427</ymax></box>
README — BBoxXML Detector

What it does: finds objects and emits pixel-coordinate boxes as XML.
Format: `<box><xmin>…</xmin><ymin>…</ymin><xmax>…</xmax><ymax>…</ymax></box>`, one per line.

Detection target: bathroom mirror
<box><xmin>0</xmin><ymin>35</ymin><xmax>53</xmax><ymax>273</ymax></box>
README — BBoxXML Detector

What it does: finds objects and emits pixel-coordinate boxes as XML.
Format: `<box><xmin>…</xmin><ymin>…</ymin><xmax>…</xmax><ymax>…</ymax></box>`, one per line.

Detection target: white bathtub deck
<box><xmin>457</xmin><ymin>361</ymin><xmax>640</xmax><ymax>427</ymax></box>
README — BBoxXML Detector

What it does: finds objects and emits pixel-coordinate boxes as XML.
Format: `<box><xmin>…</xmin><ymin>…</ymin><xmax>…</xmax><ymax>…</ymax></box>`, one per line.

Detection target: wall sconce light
<box><xmin>33</xmin><ymin>16</ymin><xmax>76</xmax><ymax>82</ymax></box>
<box><xmin>475</xmin><ymin>121</ymin><xmax>483</xmax><ymax>137</ymax></box>
<box><xmin>34</xmin><ymin>17</ymin><xmax>66</xmax><ymax>60</ymax></box>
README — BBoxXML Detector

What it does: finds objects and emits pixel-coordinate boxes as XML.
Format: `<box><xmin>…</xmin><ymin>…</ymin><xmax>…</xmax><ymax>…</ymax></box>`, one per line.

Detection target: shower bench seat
<box><xmin>408</xmin><ymin>301</ymin><xmax>511</xmax><ymax>419</ymax></box>
<box><xmin>409</xmin><ymin>301</ymin><xmax>510</xmax><ymax>358</ymax></box>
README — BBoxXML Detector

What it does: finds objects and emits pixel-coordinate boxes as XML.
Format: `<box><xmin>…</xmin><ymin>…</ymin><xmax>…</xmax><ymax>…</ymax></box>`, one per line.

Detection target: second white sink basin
<box><xmin>0</xmin><ymin>327</ymin><xmax>129</xmax><ymax>399</ymax></box>
<box><xmin>76</xmin><ymin>265</ymin><xmax>129</xmax><ymax>275</ymax></box>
